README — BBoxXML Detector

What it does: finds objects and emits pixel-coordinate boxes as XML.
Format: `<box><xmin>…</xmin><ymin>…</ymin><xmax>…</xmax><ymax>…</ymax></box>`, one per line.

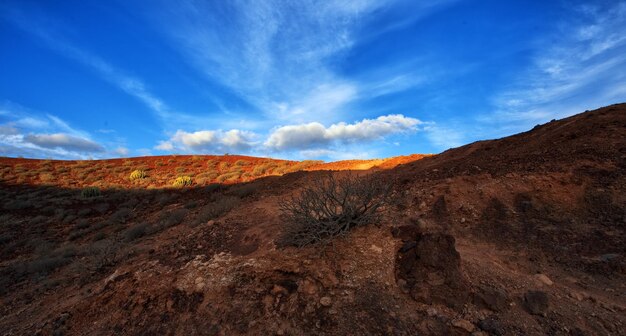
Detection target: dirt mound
<box><xmin>392</xmin><ymin>103</ymin><xmax>626</xmax><ymax>178</ymax></box>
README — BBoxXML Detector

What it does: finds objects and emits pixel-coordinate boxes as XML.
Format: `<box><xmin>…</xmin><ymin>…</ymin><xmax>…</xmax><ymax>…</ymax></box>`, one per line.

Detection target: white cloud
<box><xmin>115</xmin><ymin>147</ymin><xmax>129</xmax><ymax>156</ymax></box>
<box><xmin>0</xmin><ymin>130</ymin><xmax>107</xmax><ymax>159</ymax></box>
<box><xmin>171</xmin><ymin>130</ymin><xmax>217</xmax><ymax>149</ymax></box>
<box><xmin>155</xmin><ymin>129</ymin><xmax>256</xmax><ymax>153</ymax></box>
<box><xmin>299</xmin><ymin>149</ymin><xmax>335</xmax><ymax>159</ymax></box>
<box><xmin>265</xmin><ymin>123</ymin><xmax>328</xmax><ymax>150</ymax></box>
<box><xmin>221</xmin><ymin>130</ymin><xmax>256</xmax><ymax>150</ymax></box>
<box><xmin>155</xmin><ymin>141</ymin><xmax>174</xmax><ymax>151</ymax></box>
<box><xmin>23</xmin><ymin>133</ymin><xmax>105</xmax><ymax>153</ymax></box>
<box><xmin>0</xmin><ymin>101</ymin><xmax>115</xmax><ymax>159</ymax></box>
<box><xmin>0</xmin><ymin>124</ymin><xmax>19</xmax><ymax>135</ymax></box>
<box><xmin>265</xmin><ymin>114</ymin><xmax>422</xmax><ymax>150</ymax></box>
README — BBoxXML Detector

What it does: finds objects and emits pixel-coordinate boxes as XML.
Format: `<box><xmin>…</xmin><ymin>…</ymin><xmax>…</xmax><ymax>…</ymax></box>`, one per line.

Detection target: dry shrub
<box><xmin>87</xmin><ymin>239</ymin><xmax>122</xmax><ymax>272</ymax></box>
<box><xmin>216</xmin><ymin>171</ymin><xmax>240</xmax><ymax>182</ymax></box>
<box><xmin>39</xmin><ymin>173</ymin><xmax>55</xmax><ymax>183</ymax></box>
<box><xmin>279</xmin><ymin>172</ymin><xmax>391</xmax><ymax>247</ymax></box>
<box><xmin>81</xmin><ymin>187</ymin><xmax>101</xmax><ymax>198</ymax></box>
<box><xmin>124</xmin><ymin>222</ymin><xmax>149</xmax><ymax>242</ymax></box>
<box><xmin>284</xmin><ymin>160</ymin><xmax>323</xmax><ymax>174</ymax></box>
<box><xmin>196</xmin><ymin>171</ymin><xmax>219</xmax><ymax>185</ymax></box>
<box><xmin>109</xmin><ymin>208</ymin><xmax>132</xmax><ymax>223</ymax></box>
<box><xmin>206</xmin><ymin>159</ymin><xmax>218</xmax><ymax>170</ymax></box>
<box><xmin>159</xmin><ymin>208</ymin><xmax>189</xmax><ymax>228</ymax></box>
<box><xmin>252</xmin><ymin>162</ymin><xmax>276</xmax><ymax>176</ymax></box>
<box><xmin>218</xmin><ymin>161</ymin><xmax>230</xmax><ymax>171</ymax></box>
<box><xmin>191</xmin><ymin>196</ymin><xmax>239</xmax><ymax>226</ymax></box>
<box><xmin>229</xmin><ymin>182</ymin><xmax>260</xmax><ymax>198</ymax></box>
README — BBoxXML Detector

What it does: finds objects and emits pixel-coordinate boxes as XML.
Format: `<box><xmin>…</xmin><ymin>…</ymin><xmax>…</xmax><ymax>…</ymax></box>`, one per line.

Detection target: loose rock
<box><xmin>524</xmin><ymin>290</ymin><xmax>549</xmax><ymax>315</ymax></box>
<box><xmin>452</xmin><ymin>319</ymin><xmax>475</xmax><ymax>332</ymax></box>
<box><xmin>478</xmin><ymin>316</ymin><xmax>503</xmax><ymax>336</ymax></box>
<box><xmin>474</xmin><ymin>286</ymin><xmax>509</xmax><ymax>312</ymax></box>
<box><xmin>534</xmin><ymin>273</ymin><xmax>553</xmax><ymax>286</ymax></box>
<box><xmin>320</xmin><ymin>296</ymin><xmax>332</xmax><ymax>307</ymax></box>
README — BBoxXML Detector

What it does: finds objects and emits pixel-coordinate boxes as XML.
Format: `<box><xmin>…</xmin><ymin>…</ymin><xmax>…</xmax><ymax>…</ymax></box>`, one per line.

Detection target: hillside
<box><xmin>0</xmin><ymin>104</ymin><xmax>624</xmax><ymax>335</ymax></box>
<box><xmin>0</xmin><ymin>154</ymin><xmax>427</xmax><ymax>189</ymax></box>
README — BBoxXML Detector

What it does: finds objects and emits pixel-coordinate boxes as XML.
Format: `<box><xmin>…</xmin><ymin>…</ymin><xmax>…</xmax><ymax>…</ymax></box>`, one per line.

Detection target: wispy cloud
<box><xmin>0</xmin><ymin>3</ymin><xmax>230</xmax><ymax>132</ymax></box>
<box><xmin>24</xmin><ymin>133</ymin><xmax>104</xmax><ymax>153</ymax></box>
<box><xmin>145</xmin><ymin>0</ymin><xmax>433</xmax><ymax>124</ymax></box>
<box><xmin>422</xmin><ymin>124</ymin><xmax>466</xmax><ymax>151</ymax></box>
<box><xmin>486</xmin><ymin>1</ymin><xmax>626</xmax><ymax>134</ymax></box>
<box><xmin>2</xmin><ymin>6</ymin><xmax>171</xmax><ymax>121</ymax></box>
<box><xmin>0</xmin><ymin>101</ymin><xmax>109</xmax><ymax>159</ymax></box>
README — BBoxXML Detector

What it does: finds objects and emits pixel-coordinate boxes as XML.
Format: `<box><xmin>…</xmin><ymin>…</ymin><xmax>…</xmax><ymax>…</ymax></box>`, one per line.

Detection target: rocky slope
<box><xmin>0</xmin><ymin>104</ymin><xmax>624</xmax><ymax>335</ymax></box>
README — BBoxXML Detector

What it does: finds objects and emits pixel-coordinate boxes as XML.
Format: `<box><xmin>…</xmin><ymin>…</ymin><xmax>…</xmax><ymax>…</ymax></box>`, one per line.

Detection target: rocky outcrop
<box><xmin>395</xmin><ymin>230</ymin><xmax>469</xmax><ymax>309</ymax></box>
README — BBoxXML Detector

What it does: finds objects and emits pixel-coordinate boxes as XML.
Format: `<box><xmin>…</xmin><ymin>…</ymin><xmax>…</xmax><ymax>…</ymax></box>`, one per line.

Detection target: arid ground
<box><xmin>1</xmin><ymin>104</ymin><xmax>624</xmax><ymax>335</ymax></box>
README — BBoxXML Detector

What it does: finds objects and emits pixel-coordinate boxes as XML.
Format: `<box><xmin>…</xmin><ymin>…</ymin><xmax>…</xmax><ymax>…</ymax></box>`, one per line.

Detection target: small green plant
<box><xmin>129</xmin><ymin>169</ymin><xmax>147</xmax><ymax>181</ymax></box>
<box><xmin>81</xmin><ymin>187</ymin><xmax>101</xmax><ymax>198</ymax></box>
<box><xmin>173</xmin><ymin>176</ymin><xmax>193</xmax><ymax>187</ymax></box>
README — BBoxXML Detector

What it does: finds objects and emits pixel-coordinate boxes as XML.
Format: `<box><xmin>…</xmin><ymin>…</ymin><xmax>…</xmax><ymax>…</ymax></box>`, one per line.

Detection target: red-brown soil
<box><xmin>0</xmin><ymin>103</ymin><xmax>624</xmax><ymax>335</ymax></box>
<box><xmin>0</xmin><ymin>154</ymin><xmax>426</xmax><ymax>189</ymax></box>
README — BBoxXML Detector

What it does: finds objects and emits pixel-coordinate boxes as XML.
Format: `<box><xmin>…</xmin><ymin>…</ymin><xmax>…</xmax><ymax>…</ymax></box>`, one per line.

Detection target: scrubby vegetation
<box><xmin>81</xmin><ymin>187</ymin><xmax>101</xmax><ymax>198</ymax></box>
<box><xmin>279</xmin><ymin>173</ymin><xmax>391</xmax><ymax>247</ymax></box>
<box><xmin>216</xmin><ymin>171</ymin><xmax>241</xmax><ymax>182</ymax></box>
<box><xmin>173</xmin><ymin>176</ymin><xmax>193</xmax><ymax>187</ymax></box>
<box><xmin>129</xmin><ymin>169</ymin><xmax>147</xmax><ymax>181</ymax></box>
<box><xmin>123</xmin><ymin>222</ymin><xmax>149</xmax><ymax>242</ymax></box>
<box><xmin>0</xmin><ymin>155</ymin><xmax>392</xmax><ymax>189</ymax></box>
<box><xmin>191</xmin><ymin>196</ymin><xmax>239</xmax><ymax>227</ymax></box>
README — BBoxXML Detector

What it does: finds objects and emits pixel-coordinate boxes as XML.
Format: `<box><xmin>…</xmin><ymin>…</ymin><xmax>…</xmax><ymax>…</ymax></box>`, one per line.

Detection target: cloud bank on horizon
<box><xmin>0</xmin><ymin>0</ymin><xmax>624</xmax><ymax>160</ymax></box>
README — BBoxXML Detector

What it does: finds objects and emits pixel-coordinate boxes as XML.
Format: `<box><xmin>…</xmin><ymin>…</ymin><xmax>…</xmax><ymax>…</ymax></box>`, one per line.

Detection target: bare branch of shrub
<box><xmin>278</xmin><ymin>172</ymin><xmax>391</xmax><ymax>247</ymax></box>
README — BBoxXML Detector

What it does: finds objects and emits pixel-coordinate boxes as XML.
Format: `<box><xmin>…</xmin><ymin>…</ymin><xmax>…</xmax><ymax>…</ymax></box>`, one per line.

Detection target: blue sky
<box><xmin>1</xmin><ymin>0</ymin><xmax>625</xmax><ymax>160</ymax></box>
